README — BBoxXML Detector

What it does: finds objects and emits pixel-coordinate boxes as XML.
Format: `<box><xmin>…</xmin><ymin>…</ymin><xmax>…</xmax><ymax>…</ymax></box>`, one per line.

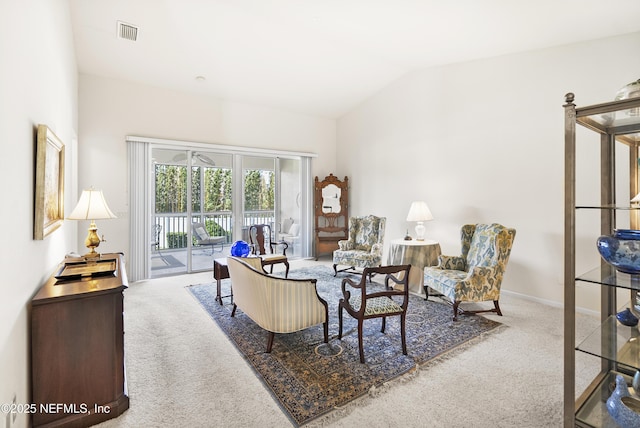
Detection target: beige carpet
<box><xmin>96</xmin><ymin>259</ymin><xmax>601</xmax><ymax>428</ymax></box>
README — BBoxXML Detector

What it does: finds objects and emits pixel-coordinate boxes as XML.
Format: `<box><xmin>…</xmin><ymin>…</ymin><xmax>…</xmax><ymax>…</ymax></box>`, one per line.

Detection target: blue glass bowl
<box><xmin>597</xmin><ymin>230</ymin><xmax>640</xmax><ymax>274</ymax></box>
<box><xmin>230</xmin><ymin>240</ymin><xmax>251</xmax><ymax>257</ymax></box>
<box><xmin>616</xmin><ymin>308</ymin><xmax>639</xmax><ymax>327</ymax></box>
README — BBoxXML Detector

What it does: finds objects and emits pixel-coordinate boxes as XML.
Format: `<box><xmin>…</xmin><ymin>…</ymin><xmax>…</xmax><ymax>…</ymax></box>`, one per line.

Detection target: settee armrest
<box><xmin>438</xmin><ymin>255</ymin><xmax>466</xmax><ymax>270</ymax></box>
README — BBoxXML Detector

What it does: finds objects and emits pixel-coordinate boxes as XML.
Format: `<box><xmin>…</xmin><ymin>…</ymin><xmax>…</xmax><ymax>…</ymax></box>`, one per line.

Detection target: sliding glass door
<box><xmin>149</xmin><ymin>147</ymin><xmax>303</xmax><ymax>278</ymax></box>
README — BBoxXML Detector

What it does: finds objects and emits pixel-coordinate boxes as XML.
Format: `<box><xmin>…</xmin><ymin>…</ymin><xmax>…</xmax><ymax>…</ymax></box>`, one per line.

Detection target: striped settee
<box><xmin>226</xmin><ymin>257</ymin><xmax>329</xmax><ymax>352</ymax></box>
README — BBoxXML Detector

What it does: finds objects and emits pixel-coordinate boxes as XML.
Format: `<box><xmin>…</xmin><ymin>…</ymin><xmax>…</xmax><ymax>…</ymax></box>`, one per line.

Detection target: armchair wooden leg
<box><xmin>284</xmin><ymin>261</ymin><xmax>290</xmax><ymax>278</ymax></box>
<box><xmin>493</xmin><ymin>300</ymin><xmax>503</xmax><ymax>316</ymax></box>
<box><xmin>452</xmin><ymin>301</ymin><xmax>460</xmax><ymax>321</ymax></box>
<box><xmin>338</xmin><ymin>302</ymin><xmax>344</xmax><ymax>339</ymax></box>
<box><xmin>357</xmin><ymin>319</ymin><xmax>365</xmax><ymax>364</ymax></box>
<box><xmin>323</xmin><ymin>320</ymin><xmax>329</xmax><ymax>344</ymax></box>
<box><xmin>424</xmin><ymin>286</ymin><xmax>429</xmax><ymax>301</ymax></box>
<box><xmin>231</xmin><ymin>304</ymin><xmax>238</xmax><ymax>317</ymax></box>
<box><xmin>333</xmin><ymin>264</ymin><xmax>338</xmax><ymax>277</ymax></box>
<box><xmin>266</xmin><ymin>331</ymin><xmax>275</xmax><ymax>353</ymax></box>
<box><xmin>400</xmin><ymin>313</ymin><xmax>407</xmax><ymax>355</ymax></box>
<box><xmin>381</xmin><ymin>316</ymin><xmax>386</xmax><ymax>333</ymax></box>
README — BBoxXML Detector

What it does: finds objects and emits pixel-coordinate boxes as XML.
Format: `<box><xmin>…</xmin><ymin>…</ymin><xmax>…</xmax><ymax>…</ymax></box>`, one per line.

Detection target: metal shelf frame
<box><xmin>564</xmin><ymin>92</ymin><xmax>640</xmax><ymax>427</ymax></box>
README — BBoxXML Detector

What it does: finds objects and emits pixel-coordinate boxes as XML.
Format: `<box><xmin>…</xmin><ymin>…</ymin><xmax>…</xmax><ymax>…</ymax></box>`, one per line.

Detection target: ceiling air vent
<box><xmin>117</xmin><ymin>21</ymin><xmax>138</xmax><ymax>41</ymax></box>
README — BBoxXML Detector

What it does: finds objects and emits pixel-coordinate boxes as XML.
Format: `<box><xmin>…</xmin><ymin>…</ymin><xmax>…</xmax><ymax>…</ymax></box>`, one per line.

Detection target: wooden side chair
<box><xmin>338</xmin><ymin>264</ymin><xmax>411</xmax><ymax>363</ymax></box>
<box><xmin>248</xmin><ymin>224</ymin><xmax>290</xmax><ymax>277</ymax></box>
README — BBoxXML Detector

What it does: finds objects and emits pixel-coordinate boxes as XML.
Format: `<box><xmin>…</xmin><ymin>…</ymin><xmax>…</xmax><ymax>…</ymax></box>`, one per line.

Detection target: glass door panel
<box><xmin>151</xmin><ymin>148</ymin><xmax>189</xmax><ymax>277</ymax></box>
<box><xmin>241</xmin><ymin>156</ymin><xmax>276</xmax><ymax>242</ymax></box>
<box><xmin>190</xmin><ymin>151</ymin><xmax>233</xmax><ymax>271</ymax></box>
<box><xmin>277</xmin><ymin>158</ymin><xmax>301</xmax><ymax>257</ymax></box>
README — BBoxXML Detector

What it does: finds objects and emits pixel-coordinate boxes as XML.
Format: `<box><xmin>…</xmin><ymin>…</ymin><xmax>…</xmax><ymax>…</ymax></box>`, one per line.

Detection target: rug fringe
<box><xmin>302</xmin><ymin>324</ymin><xmax>507</xmax><ymax>427</ymax></box>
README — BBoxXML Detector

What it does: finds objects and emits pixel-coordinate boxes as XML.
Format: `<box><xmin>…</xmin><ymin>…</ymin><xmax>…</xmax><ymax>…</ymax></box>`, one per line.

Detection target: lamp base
<box><xmin>83</xmin><ymin>249</ymin><xmax>101</xmax><ymax>260</ymax></box>
<box><xmin>415</xmin><ymin>222</ymin><xmax>426</xmax><ymax>241</ymax></box>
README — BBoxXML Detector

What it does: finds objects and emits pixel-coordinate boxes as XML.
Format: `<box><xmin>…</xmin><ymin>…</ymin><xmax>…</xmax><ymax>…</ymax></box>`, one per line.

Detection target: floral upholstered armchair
<box><xmin>423</xmin><ymin>223</ymin><xmax>516</xmax><ymax>321</ymax></box>
<box><xmin>332</xmin><ymin>215</ymin><xmax>386</xmax><ymax>278</ymax></box>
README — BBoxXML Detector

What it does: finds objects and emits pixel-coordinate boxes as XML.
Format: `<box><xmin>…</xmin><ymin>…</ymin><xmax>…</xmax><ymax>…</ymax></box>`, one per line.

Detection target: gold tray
<box><xmin>55</xmin><ymin>259</ymin><xmax>117</xmax><ymax>280</ymax></box>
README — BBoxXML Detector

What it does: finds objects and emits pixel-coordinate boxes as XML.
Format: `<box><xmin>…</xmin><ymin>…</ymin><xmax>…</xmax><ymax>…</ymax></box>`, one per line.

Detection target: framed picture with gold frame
<box><xmin>34</xmin><ymin>124</ymin><xmax>65</xmax><ymax>240</ymax></box>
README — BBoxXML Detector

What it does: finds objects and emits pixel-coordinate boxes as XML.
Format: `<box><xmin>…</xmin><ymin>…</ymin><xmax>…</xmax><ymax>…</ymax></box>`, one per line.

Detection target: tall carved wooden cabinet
<box><xmin>31</xmin><ymin>253</ymin><xmax>129</xmax><ymax>427</ymax></box>
<box><xmin>314</xmin><ymin>174</ymin><xmax>348</xmax><ymax>260</ymax></box>
<box><xmin>564</xmin><ymin>93</ymin><xmax>640</xmax><ymax>427</ymax></box>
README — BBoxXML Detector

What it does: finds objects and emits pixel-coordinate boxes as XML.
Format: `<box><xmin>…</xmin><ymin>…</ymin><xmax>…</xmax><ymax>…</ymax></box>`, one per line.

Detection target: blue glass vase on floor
<box><xmin>607</xmin><ymin>375</ymin><xmax>640</xmax><ymax>427</ymax></box>
<box><xmin>597</xmin><ymin>229</ymin><xmax>640</xmax><ymax>274</ymax></box>
<box><xmin>230</xmin><ymin>240</ymin><xmax>250</xmax><ymax>257</ymax></box>
<box><xmin>616</xmin><ymin>308</ymin><xmax>639</xmax><ymax>327</ymax></box>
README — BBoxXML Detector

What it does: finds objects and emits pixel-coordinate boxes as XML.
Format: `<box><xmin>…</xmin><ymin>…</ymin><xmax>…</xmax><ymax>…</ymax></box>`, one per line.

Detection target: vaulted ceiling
<box><xmin>69</xmin><ymin>0</ymin><xmax>640</xmax><ymax>118</ymax></box>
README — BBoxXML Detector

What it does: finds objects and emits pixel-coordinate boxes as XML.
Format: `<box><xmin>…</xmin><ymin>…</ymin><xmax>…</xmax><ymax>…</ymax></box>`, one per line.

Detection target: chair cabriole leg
<box><xmin>401</xmin><ymin>313</ymin><xmax>407</xmax><ymax>355</ymax></box>
<box><xmin>358</xmin><ymin>319</ymin><xmax>365</xmax><ymax>363</ymax></box>
<box><xmin>493</xmin><ymin>300</ymin><xmax>502</xmax><ymax>316</ymax></box>
<box><xmin>338</xmin><ymin>303</ymin><xmax>343</xmax><ymax>339</ymax></box>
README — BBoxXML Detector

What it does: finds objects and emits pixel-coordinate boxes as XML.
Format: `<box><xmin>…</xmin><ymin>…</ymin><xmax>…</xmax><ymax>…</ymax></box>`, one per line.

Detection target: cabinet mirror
<box><xmin>322</xmin><ymin>184</ymin><xmax>342</xmax><ymax>214</ymax></box>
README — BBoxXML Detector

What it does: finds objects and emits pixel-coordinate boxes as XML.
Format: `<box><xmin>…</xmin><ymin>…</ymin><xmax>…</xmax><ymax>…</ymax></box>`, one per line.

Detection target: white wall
<box><xmin>337</xmin><ymin>32</ymin><xmax>640</xmax><ymax>312</ymax></box>
<box><xmin>0</xmin><ymin>1</ymin><xmax>78</xmax><ymax>427</ymax></box>
<box><xmin>77</xmin><ymin>75</ymin><xmax>337</xmax><ymax>263</ymax></box>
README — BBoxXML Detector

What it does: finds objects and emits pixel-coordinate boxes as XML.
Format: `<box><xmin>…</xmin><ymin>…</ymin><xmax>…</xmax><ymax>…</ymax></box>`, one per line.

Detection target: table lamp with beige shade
<box><xmin>68</xmin><ymin>188</ymin><xmax>117</xmax><ymax>259</ymax></box>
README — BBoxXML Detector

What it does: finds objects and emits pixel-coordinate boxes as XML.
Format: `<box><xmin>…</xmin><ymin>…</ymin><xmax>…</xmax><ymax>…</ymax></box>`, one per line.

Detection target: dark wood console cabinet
<box><xmin>31</xmin><ymin>253</ymin><xmax>129</xmax><ymax>427</ymax></box>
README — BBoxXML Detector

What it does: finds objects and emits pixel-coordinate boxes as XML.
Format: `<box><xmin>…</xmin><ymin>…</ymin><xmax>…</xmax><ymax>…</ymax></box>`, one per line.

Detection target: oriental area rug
<box><xmin>187</xmin><ymin>265</ymin><xmax>501</xmax><ymax>426</ymax></box>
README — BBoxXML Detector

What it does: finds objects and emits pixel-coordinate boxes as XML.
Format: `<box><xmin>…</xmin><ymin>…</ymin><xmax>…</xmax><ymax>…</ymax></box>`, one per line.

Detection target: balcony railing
<box><xmin>153</xmin><ymin>210</ymin><xmax>276</xmax><ymax>250</ymax></box>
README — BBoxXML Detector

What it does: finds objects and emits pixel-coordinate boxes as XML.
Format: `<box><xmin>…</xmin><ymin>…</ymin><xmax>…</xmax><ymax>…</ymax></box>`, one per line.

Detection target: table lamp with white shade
<box><xmin>68</xmin><ymin>188</ymin><xmax>117</xmax><ymax>259</ymax></box>
<box><xmin>406</xmin><ymin>201</ymin><xmax>433</xmax><ymax>241</ymax></box>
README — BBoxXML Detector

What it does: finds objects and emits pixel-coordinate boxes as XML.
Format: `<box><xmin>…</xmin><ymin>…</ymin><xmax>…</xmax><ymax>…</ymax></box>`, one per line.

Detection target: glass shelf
<box><xmin>576</xmin><ymin>370</ymin><xmax>634</xmax><ymax>428</ymax></box>
<box><xmin>574</xmin><ymin>97</ymin><xmax>640</xmax><ymax>146</ymax></box>
<box><xmin>576</xmin><ymin>315</ymin><xmax>640</xmax><ymax>371</ymax></box>
<box><xmin>575</xmin><ymin>205</ymin><xmax>640</xmax><ymax>210</ymax></box>
<box><xmin>576</xmin><ymin>266</ymin><xmax>640</xmax><ymax>291</ymax></box>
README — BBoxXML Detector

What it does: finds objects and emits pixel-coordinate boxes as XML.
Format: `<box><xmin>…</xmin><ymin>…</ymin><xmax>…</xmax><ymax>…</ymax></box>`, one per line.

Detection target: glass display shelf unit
<box><xmin>576</xmin><ymin>314</ymin><xmax>640</xmax><ymax>372</ymax></box>
<box><xmin>577</xmin><ymin>266</ymin><xmax>640</xmax><ymax>292</ymax></box>
<box><xmin>575</xmin><ymin>370</ymin><xmax>634</xmax><ymax>428</ymax></box>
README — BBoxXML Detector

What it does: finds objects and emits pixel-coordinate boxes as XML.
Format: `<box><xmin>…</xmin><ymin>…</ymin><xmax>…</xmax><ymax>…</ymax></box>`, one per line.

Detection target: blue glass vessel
<box><xmin>607</xmin><ymin>375</ymin><xmax>640</xmax><ymax>427</ymax></box>
<box><xmin>230</xmin><ymin>240</ymin><xmax>251</xmax><ymax>257</ymax></box>
<box><xmin>616</xmin><ymin>308</ymin><xmax>639</xmax><ymax>327</ymax></box>
<box><xmin>597</xmin><ymin>229</ymin><xmax>640</xmax><ymax>274</ymax></box>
